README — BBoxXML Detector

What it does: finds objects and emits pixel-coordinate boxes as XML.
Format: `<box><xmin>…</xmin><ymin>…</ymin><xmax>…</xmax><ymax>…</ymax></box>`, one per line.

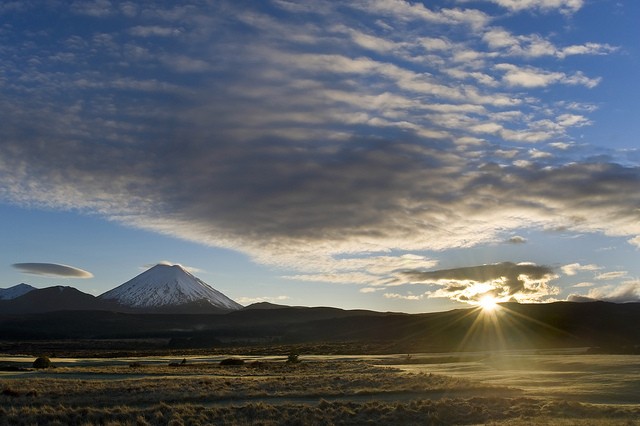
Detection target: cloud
<box><xmin>507</xmin><ymin>236</ymin><xmax>527</xmax><ymax>244</ymax></box>
<box><xmin>482</xmin><ymin>28</ymin><xmax>617</xmax><ymax>59</ymax></box>
<box><xmin>384</xmin><ymin>292</ymin><xmax>427</xmax><ymax>301</ymax></box>
<box><xmin>143</xmin><ymin>261</ymin><xmax>204</xmax><ymax>275</ymax></box>
<box><xmin>235</xmin><ymin>295</ymin><xmax>291</xmax><ymax>305</ymax></box>
<box><xmin>12</xmin><ymin>263</ymin><xmax>94</xmax><ymax>278</ymax></box>
<box><xmin>495</xmin><ymin>64</ymin><xmax>601</xmax><ymax>88</ymax></box>
<box><xmin>561</xmin><ymin>263</ymin><xmax>601</xmax><ymax>276</ymax></box>
<box><xmin>129</xmin><ymin>26</ymin><xmax>182</xmax><ymax>38</ymax></box>
<box><xmin>628</xmin><ymin>236</ymin><xmax>640</xmax><ymax>248</ymax></box>
<box><xmin>0</xmin><ymin>1</ymin><xmax>636</xmax><ymax>304</ymax></box>
<box><xmin>71</xmin><ymin>0</ymin><xmax>113</xmax><ymax>17</ymax></box>
<box><xmin>595</xmin><ymin>271</ymin><xmax>628</xmax><ymax>281</ymax></box>
<box><xmin>402</xmin><ymin>262</ymin><xmax>558</xmax><ymax>303</ymax></box>
<box><xmin>355</xmin><ymin>0</ymin><xmax>491</xmax><ymax>30</ymax></box>
<box><xmin>475</xmin><ymin>0</ymin><xmax>584</xmax><ymax>15</ymax></box>
<box><xmin>283</xmin><ymin>254</ymin><xmax>437</xmax><ymax>287</ymax></box>
<box><xmin>568</xmin><ymin>281</ymin><xmax>640</xmax><ymax>303</ymax></box>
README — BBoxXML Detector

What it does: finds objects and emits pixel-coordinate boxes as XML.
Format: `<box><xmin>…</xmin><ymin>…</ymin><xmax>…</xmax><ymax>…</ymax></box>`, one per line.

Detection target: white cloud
<box><xmin>559</xmin><ymin>43</ymin><xmax>618</xmax><ymax>58</ymax></box>
<box><xmin>483</xmin><ymin>28</ymin><xmax>617</xmax><ymax>59</ymax></box>
<box><xmin>556</xmin><ymin>114</ymin><xmax>591</xmax><ymax>128</ymax></box>
<box><xmin>145</xmin><ymin>261</ymin><xmax>204</xmax><ymax>275</ymax></box>
<box><xmin>595</xmin><ymin>271</ymin><xmax>628</xmax><ymax>281</ymax></box>
<box><xmin>476</xmin><ymin>0</ymin><xmax>584</xmax><ymax>15</ymax></box>
<box><xmin>561</xmin><ymin>263</ymin><xmax>601</xmax><ymax>276</ymax></box>
<box><xmin>629</xmin><ymin>236</ymin><xmax>640</xmax><ymax>248</ymax></box>
<box><xmin>384</xmin><ymin>292</ymin><xmax>427</xmax><ymax>301</ymax></box>
<box><xmin>495</xmin><ymin>64</ymin><xmax>600</xmax><ymax>88</ymax></box>
<box><xmin>357</xmin><ymin>0</ymin><xmax>490</xmax><ymax>29</ymax></box>
<box><xmin>576</xmin><ymin>281</ymin><xmax>640</xmax><ymax>303</ymax></box>
<box><xmin>420</xmin><ymin>37</ymin><xmax>453</xmax><ymax>51</ymax></box>
<box><xmin>235</xmin><ymin>295</ymin><xmax>291</xmax><ymax>305</ymax></box>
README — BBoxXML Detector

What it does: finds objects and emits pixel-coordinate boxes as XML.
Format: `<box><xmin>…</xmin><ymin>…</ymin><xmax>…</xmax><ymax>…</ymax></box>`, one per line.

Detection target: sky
<box><xmin>1</xmin><ymin>0</ymin><xmax>639</xmax><ymax>313</ymax></box>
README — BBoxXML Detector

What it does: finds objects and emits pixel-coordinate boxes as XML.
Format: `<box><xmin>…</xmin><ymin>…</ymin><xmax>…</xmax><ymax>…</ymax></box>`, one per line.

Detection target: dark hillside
<box><xmin>0</xmin><ymin>302</ymin><xmax>639</xmax><ymax>353</ymax></box>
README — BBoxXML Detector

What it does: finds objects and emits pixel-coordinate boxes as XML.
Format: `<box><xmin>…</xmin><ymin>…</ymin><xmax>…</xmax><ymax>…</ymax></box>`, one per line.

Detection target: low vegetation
<box><xmin>1</xmin><ymin>398</ymin><xmax>639</xmax><ymax>425</ymax></box>
<box><xmin>1</xmin><ymin>357</ymin><xmax>638</xmax><ymax>425</ymax></box>
<box><xmin>31</xmin><ymin>356</ymin><xmax>51</xmax><ymax>369</ymax></box>
<box><xmin>219</xmin><ymin>357</ymin><xmax>245</xmax><ymax>366</ymax></box>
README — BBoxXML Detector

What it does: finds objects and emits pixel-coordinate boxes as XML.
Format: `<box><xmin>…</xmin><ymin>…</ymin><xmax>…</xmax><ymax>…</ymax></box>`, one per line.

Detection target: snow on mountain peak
<box><xmin>98</xmin><ymin>264</ymin><xmax>242</xmax><ymax>311</ymax></box>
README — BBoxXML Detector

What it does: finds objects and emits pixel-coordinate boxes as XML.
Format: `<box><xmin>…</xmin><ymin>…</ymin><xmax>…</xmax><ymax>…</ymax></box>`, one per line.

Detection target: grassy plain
<box><xmin>1</xmin><ymin>352</ymin><xmax>639</xmax><ymax>425</ymax></box>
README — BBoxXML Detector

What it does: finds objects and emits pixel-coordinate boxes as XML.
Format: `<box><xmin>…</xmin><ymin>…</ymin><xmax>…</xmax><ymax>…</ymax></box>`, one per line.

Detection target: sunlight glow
<box><xmin>478</xmin><ymin>295</ymin><xmax>498</xmax><ymax>312</ymax></box>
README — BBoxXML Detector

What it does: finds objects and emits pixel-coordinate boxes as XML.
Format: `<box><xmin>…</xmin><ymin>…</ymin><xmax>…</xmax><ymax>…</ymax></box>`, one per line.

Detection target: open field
<box><xmin>1</xmin><ymin>351</ymin><xmax>639</xmax><ymax>425</ymax></box>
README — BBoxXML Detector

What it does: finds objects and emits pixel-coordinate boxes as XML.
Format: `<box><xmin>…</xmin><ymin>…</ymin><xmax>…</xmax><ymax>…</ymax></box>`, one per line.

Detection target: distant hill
<box><xmin>0</xmin><ymin>286</ymin><xmax>111</xmax><ymax>314</ymax></box>
<box><xmin>0</xmin><ymin>283</ymin><xmax>36</xmax><ymax>300</ymax></box>
<box><xmin>243</xmin><ymin>302</ymin><xmax>291</xmax><ymax>310</ymax></box>
<box><xmin>1</xmin><ymin>301</ymin><xmax>639</xmax><ymax>353</ymax></box>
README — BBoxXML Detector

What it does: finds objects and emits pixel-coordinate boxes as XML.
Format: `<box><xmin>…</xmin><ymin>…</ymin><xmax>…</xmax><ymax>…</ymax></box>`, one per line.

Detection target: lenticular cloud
<box><xmin>12</xmin><ymin>263</ymin><xmax>94</xmax><ymax>279</ymax></box>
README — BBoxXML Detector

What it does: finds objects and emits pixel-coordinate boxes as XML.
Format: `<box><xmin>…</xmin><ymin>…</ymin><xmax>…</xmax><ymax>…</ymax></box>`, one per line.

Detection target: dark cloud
<box><xmin>507</xmin><ymin>236</ymin><xmax>527</xmax><ymax>244</ymax></box>
<box><xmin>12</xmin><ymin>263</ymin><xmax>94</xmax><ymax>278</ymax></box>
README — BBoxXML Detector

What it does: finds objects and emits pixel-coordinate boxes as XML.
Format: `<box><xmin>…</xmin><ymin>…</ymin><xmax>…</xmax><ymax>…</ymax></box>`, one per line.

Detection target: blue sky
<box><xmin>1</xmin><ymin>0</ymin><xmax>639</xmax><ymax>313</ymax></box>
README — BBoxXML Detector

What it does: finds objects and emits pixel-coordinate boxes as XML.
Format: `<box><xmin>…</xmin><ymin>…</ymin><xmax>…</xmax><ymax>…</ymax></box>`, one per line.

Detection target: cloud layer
<box><xmin>0</xmin><ymin>1</ymin><xmax>637</xmax><ymax>305</ymax></box>
<box><xmin>12</xmin><ymin>263</ymin><xmax>94</xmax><ymax>279</ymax></box>
<box><xmin>400</xmin><ymin>262</ymin><xmax>557</xmax><ymax>304</ymax></box>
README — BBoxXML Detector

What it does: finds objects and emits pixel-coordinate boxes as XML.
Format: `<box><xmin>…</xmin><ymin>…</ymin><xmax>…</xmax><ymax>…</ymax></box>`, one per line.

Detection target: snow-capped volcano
<box><xmin>98</xmin><ymin>264</ymin><xmax>242</xmax><ymax>311</ymax></box>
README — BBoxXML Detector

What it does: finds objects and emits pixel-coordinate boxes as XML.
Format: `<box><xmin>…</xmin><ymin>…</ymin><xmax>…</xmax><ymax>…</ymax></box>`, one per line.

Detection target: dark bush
<box><xmin>2</xmin><ymin>388</ymin><xmax>20</xmax><ymax>397</ymax></box>
<box><xmin>32</xmin><ymin>357</ymin><xmax>51</xmax><ymax>369</ymax></box>
<box><xmin>287</xmin><ymin>353</ymin><xmax>300</xmax><ymax>363</ymax></box>
<box><xmin>220</xmin><ymin>358</ymin><xmax>244</xmax><ymax>366</ymax></box>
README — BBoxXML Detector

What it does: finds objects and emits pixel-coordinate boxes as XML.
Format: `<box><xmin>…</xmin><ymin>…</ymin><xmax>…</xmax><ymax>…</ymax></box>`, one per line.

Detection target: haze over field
<box><xmin>1</xmin><ymin>0</ymin><xmax>639</xmax><ymax>313</ymax></box>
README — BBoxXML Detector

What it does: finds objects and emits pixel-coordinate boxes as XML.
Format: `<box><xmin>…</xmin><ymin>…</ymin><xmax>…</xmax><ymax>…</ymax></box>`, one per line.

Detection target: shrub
<box><xmin>2</xmin><ymin>388</ymin><xmax>20</xmax><ymax>397</ymax></box>
<box><xmin>219</xmin><ymin>358</ymin><xmax>244</xmax><ymax>366</ymax></box>
<box><xmin>287</xmin><ymin>353</ymin><xmax>300</xmax><ymax>363</ymax></box>
<box><xmin>32</xmin><ymin>356</ymin><xmax>51</xmax><ymax>369</ymax></box>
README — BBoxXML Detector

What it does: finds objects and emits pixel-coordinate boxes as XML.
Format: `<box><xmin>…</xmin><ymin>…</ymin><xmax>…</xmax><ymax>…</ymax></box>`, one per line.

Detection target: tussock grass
<box><xmin>1</xmin><ymin>361</ymin><xmax>489</xmax><ymax>407</ymax></box>
<box><xmin>0</xmin><ymin>398</ymin><xmax>638</xmax><ymax>425</ymax></box>
<box><xmin>1</xmin><ymin>358</ymin><xmax>638</xmax><ymax>425</ymax></box>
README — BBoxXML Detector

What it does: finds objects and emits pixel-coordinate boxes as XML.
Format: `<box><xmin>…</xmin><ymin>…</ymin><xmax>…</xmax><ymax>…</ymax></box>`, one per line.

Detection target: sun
<box><xmin>478</xmin><ymin>295</ymin><xmax>498</xmax><ymax>312</ymax></box>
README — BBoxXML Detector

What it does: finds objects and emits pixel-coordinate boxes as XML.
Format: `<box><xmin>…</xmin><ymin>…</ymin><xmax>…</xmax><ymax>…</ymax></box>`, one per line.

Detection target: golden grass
<box><xmin>1</xmin><ymin>358</ymin><xmax>638</xmax><ymax>425</ymax></box>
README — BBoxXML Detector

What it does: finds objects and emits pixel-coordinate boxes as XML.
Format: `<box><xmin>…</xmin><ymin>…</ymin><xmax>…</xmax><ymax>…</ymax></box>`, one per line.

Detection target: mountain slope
<box><xmin>0</xmin><ymin>286</ymin><xmax>111</xmax><ymax>314</ymax></box>
<box><xmin>0</xmin><ymin>283</ymin><xmax>36</xmax><ymax>300</ymax></box>
<box><xmin>98</xmin><ymin>264</ymin><xmax>242</xmax><ymax>312</ymax></box>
